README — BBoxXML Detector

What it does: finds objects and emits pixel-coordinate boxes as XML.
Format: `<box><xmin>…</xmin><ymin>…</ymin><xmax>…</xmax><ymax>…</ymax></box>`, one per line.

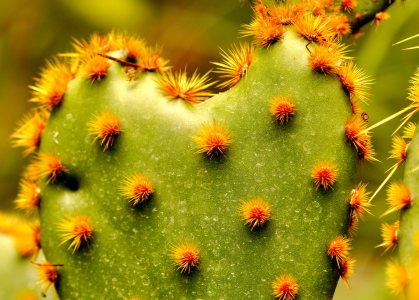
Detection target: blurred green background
<box><xmin>0</xmin><ymin>0</ymin><xmax>418</xmax><ymax>299</ymax></box>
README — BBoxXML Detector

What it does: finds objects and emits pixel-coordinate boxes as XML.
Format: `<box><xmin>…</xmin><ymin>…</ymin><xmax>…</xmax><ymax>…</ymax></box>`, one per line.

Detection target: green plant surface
<box><xmin>396</xmin><ymin>123</ymin><xmax>419</xmax><ymax>295</ymax></box>
<box><xmin>401</xmin><ymin>129</ymin><xmax>419</xmax><ymax>264</ymax></box>
<box><xmin>0</xmin><ymin>233</ymin><xmax>59</xmax><ymax>300</ymax></box>
<box><xmin>263</xmin><ymin>0</ymin><xmax>393</xmax><ymax>31</ymax></box>
<box><xmin>3</xmin><ymin>1</ymin><xmax>419</xmax><ymax>299</ymax></box>
<box><xmin>0</xmin><ymin>234</ymin><xmax>36</xmax><ymax>300</ymax></box>
<box><xmin>333</xmin><ymin>0</ymin><xmax>419</xmax><ymax>297</ymax></box>
<box><xmin>37</xmin><ymin>28</ymin><xmax>358</xmax><ymax>299</ymax></box>
<box><xmin>352</xmin><ymin>0</ymin><xmax>392</xmax><ymax>30</ymax></box>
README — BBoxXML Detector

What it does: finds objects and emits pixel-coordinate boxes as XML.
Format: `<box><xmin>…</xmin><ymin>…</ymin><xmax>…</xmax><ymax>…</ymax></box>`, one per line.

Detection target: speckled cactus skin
<box><xmin>393</xmin><ymin>126</ymin><xmax>419</xmax><ymax>297</ymax></box>
<box><xmin>38</xmin><ymin>33</ymin><xmax>357</xmax><ymax>300</ymax></box>
<box><xmin>9</xmin><ymin>0</ymin><xmax>399</xmax><ymax>299</ymax></box>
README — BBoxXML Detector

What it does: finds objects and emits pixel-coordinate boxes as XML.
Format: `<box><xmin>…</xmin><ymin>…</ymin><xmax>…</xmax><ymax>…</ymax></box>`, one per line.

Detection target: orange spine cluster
<box><xmin>339</xmin><ymin>257</ymin><xmax>355</xmax><ymax>289</ymax></box>
<box><xmin>58</xmin><ymin>215</ymin><xmax>93</xmax><ymax>253</ymax></box>
<box><xmin>240</xmin><ymin>198</ymin><xmax>271</xmax><ymax>230</ymax></box>
<box><xmin>213</xmin><ymin>43</ymin><xmax>255</xmax><ymax>89</ymax></box>
<box><xmin>88</xmin><ymin>112</ymin><xmax>122</xmax><ymax>150</ymax></box>
<box><xmin>35</xmin><ymin>153</ymin><xmax>69</xmax><ymax>183</ymax></box>
<box><xmin>386</xmin><ymin>261</ymin><xmax>408</xmax><ymax>295</ymax></box>
<box><xmin>348</xmin><ymin>182</ymin><xmax>371</xmax><ymax>237</ymax></box>
<box><xmin>272</xmin><ymin>274</ymin><xmax>299</xmax><ymax>300</ymax></box>
<box><xmin>11</xmin><ymin>110</ymin><xmax>48</xmax><ymax>156</ymax></box>
<box><xmin>270</xmin><ymin>96</ymin><xmax>296</xmax><ymax>124</ymax></box>
<box><xmin>337</xmin><ymin>61</ymin><xmax>373</xmax><ymax>104</ymax></box>
<box><xmin>327</xmin><ymin>236</ymin><xmax>351</xmax><ymax>266</ymax></box>
<box><xmin>14</xmin><ymin>178</ymin><xmax>41</xmax><ymax>214</ymax></box>
<box><xmin>242</xmin><ymin>13</ymin><xmax>285</xmax><ymax>48</ymax></box>
<box><xmin>383</xmin><ymin>182</ymin><xmax>412</xmax><ymax>216</ymax></box>
<box><xmin>29</xmin><ymin>58</ymin><xmax>75</xmax><ymax>110</ymax></box>
<box><xmin>157</xmin><ymin>70</ymin><xmax>215</xmax><ymax>105</ymax></box>
<box><xmin>308</xmin><ymin>43</ymin><xmax>342</xmax><ymax>74</ymax></box>
<box><xmin>327</xmin><ymin>236</ymin><xmax>354</xmax><ymax>288</ymax></box>
<box><xmin>170</xmin><ymin>243</ymin><xmax>200</xmax><ymax>274</ymax></box>
<box><xmin>33</xmin><ymin>262</ymin><xmax>63</xmax><ymax>294</ymax></box>
<box><xmin>376</xmin><ymin>221</ymin><xmax>399</xmax><ymax>253</ymax></box>
<box><xmin>311</xmin><ymin>162</ymin><xmax>338</xmax><ymax>190</ymax></box>
<box><xmin>120</xmin><ymin>174</ymin><xmax>154</xmax><ymax>205</ymax></box>
<box><xmin>193</xmin><ymin>121</ymin><xmax>232</xmax><ymax>158</ymax></box>
<box><xmin>137</xmin><ymin>46</ymin><xmax>169</xmax><ymax>73</ymax></box>
<box><xmin>349</xmin><ymin>182</ymin><xmax>371</xmax><ymax>221</ymax></box>
<box><xmin>341</xmin><ymin>0</ymin><xmax>357</xmax><ymax>12</ymax></box>
<box><xmin>345</xmin><ymin>115</ymin><xmax>377</xmax><ymax>163</ymax></box>
<box><xmin>82</xmin><ymin>55</ymin><xmax>112</xmax><ymax>82</ymax></box>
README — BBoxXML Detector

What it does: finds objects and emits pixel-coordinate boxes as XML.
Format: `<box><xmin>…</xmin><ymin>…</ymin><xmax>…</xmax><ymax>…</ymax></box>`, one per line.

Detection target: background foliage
<box><xmin>0</xmin><ymin>0</ymin><xmax>418</xmax><ymax>298</ymax></box>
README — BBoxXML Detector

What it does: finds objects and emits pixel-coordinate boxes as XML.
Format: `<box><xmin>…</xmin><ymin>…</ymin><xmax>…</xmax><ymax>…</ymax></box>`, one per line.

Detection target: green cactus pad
<box><xmin>8</xmin><ymin>0</ymin><xmax>392</xmax><ymax>298</ymax></box>
<box><xmin>262</xmin><ymin>0</ymin><xmax>393</xmax><ymax>32</ymax></box>
<box><xmin>394</xmin><ymin>124</ymin><xmax>419</xmax><ymax>296</ymax></box>
<box><xmin>35</xmin><ymin>27</ymin><xmax>360</xmax><ymax>299</ymax></box>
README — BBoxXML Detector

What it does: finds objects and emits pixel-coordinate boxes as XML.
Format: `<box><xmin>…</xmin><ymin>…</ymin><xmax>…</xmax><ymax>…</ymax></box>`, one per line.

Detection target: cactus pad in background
<box><xmin>261</xmin><ymin>0</ymin><xmax>393</xmax><ymax>33</ymax></box>
<box><xmin>0</xmin><ymin>213</ymin><xmax>58</xmax><ymax>300</ymax></box>
<box><xmin>368</xmin><ymin>67</ymin><xmax>419</xmax><ymax>298</ymax></box>
<box><xmin>9</xmin><ymin>1</ymin><xmax>387</xmax><ymax>299</ymax></box>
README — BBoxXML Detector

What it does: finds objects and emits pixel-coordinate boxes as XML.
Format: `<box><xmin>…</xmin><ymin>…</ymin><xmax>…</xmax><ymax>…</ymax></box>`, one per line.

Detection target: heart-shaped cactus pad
<box><xmin>12</xmin><ymin>2</ymin><xmax>378</xmax><ymax>299</ymax></box>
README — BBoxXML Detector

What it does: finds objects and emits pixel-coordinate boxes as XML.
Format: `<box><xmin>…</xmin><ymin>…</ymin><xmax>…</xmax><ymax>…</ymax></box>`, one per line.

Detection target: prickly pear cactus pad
<box><xmin>373</xmin><ymin>67</ymin><xmax>419</xmax><ymax>297</ymax></box>
<box><xmin>262</xmin><ymin>0</ymin><xmax>393</xmax><ymax>34</ymax></box>
<box><xmin>400</xmin><ymin>121</ymin><xmax>419</xmax><ymax>298</ymax></box>
<box><xmin>11</xmin><ymin>2</ymin><xmax>379</xmax><ymax>299</ymax></box>
<box><xmin>0</xmin><ymin>213</ymin><xmax>59</xmax><ymax>300</ymax></box>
